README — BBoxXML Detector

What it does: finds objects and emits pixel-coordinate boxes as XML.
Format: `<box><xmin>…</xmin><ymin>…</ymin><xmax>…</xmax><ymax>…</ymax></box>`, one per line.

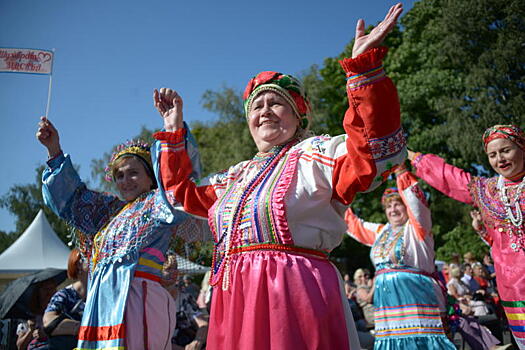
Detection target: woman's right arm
<box><xmin>37</xmin><ymin>117</ymin><xmax>123</xmax><ymax>234</ymax></box>
<box><xmin>409</xmin><ymin>151</ymin><xmax>474</xmax><ymax>204</ymax></box>
<box><xmin>345</xmin><ymin>207</ymin><xmax>382</xmax><ymax>247</ymax></box>
<box><xmin>152</xmin><ymin>89</ymin><xmax>220</xmax><ymax>218</ymax></box>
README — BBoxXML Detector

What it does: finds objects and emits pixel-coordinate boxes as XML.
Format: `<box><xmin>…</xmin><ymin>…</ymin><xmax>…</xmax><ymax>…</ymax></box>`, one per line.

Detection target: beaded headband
<box><xmin>482</xmin><ymin>124</ymin><xmax>525</xmax><ymax>151</ymax></box>
<box><xmin>104</xmin><ymin>140</ymin><xmax>153</xmax><ymax>182</ymax></box>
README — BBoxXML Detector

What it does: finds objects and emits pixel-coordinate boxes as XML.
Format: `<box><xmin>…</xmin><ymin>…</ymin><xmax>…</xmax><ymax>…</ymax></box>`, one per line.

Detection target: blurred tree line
<box><xmin>1</xmin><ymin>0</ymin><xmax>524</xmax><ymax>276</ymax></box>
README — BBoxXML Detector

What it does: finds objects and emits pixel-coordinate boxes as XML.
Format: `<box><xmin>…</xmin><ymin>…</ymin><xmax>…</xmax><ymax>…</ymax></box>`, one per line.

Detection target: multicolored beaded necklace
<box><xmin>91</xmin><ymin>191</ymin><xmax>151</xmax><ymax>273</ymax></box>
<box><xmin>211</xmin><ymin>139</ymin><xmax>298</xmax><ymax>290</ymax></box>
<box><xmin>372</xmin><ymin>223</ymin><xmax>406</xmax><ymax>267</ymax></box>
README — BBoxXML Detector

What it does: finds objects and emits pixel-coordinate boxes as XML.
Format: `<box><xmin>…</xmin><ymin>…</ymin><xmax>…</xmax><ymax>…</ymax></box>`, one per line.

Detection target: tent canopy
<box><xmin>175</xmin><ymin>254</ymin><xmax>210</xmax><ymax>275</ymax></box>
<box><xmin>0</xmin><ymin>210</ymin><xmax>71</xmax><ymax>274</ymax></box>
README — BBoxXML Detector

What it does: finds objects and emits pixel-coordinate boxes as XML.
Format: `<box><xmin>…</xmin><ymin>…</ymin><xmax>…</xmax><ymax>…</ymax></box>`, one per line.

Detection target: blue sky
<box><xmin>0</xmin><ymin>0</ymin><xmax>417</xmax><ymax>232</ymax></box>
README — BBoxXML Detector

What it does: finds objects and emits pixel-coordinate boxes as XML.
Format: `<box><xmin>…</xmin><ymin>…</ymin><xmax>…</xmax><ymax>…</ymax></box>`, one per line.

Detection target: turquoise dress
<box><xmin>346</xmin><ymin>171</ymin><xmax>456</xmax><ymax>349</ymax></box>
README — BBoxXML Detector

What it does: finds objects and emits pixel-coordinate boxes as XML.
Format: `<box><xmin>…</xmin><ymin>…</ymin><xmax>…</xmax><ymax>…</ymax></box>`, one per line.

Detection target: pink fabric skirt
<box><xmin>124</xmin><ymin>277</ymin><xmax>176</xmax><ymax>350</ymax></box>
<box><xmin>207</xmin><ymin>250</ymin><xmax>359</xmax><ymax>350</ymax></box>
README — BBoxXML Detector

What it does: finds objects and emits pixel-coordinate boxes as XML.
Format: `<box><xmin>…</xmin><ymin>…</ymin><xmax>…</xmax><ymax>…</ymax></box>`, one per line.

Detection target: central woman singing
<box><xmin>153</xmin><ymin>4</ymin><xmax>406</xmax><ymax>349</ymax></box>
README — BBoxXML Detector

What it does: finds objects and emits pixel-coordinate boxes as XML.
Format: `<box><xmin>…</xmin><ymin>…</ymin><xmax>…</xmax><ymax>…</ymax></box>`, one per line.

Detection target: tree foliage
<box><xmin>301</xmin><ymin>0</ymin><xmax>524</xmax><ymax>271</ymax></box>
<box><xmin>0</xmin><ymin>166</ymin><xmax>72</xmax><ymax>253</ymax></box>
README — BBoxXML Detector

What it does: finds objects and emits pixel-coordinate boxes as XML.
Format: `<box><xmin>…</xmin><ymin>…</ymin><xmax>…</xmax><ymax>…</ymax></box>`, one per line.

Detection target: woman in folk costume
<box><xmin>37</xmin><ymin>116</ymin><xmax>203</xmax><ymax>349</ymax></box>
<box><xmin>408</xmin><ymin>124</ymin><xmax>525</xmax><ymax>348</ymax></box>
<box><xmin>152</xmin><ymin>4</ymin><xmax>406</xmax><ymax>349</ymax></box>
<box><xmin>345</xmin><ymin>166</ymin><xmax>456</xmax><ymax>349</ymax></box>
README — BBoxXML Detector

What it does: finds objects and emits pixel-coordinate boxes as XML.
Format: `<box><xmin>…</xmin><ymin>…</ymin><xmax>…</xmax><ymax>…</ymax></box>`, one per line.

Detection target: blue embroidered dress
<box><xmin>42</xmin><ymin>134</ymin><xmax>202</xmax><ymax>349</ymax></box>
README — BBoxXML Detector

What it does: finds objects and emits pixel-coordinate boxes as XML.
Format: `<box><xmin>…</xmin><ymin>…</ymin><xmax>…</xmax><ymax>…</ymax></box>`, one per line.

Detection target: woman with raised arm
<box><xmin>345</xmin><ymin>166</ymin><xmax>456</xmax><ymax>349</ymax></box>
<box><xmin>37</xmin><ymin>116</ymin><xmax>202</xmax><ymax>349</ymax></box>
<box><xmin>409</xmin><ymin>124</ymin><xmax>525</xmax><ymax>348</ymax></box>
<box><xmin>153</xmin><ymin>4</ymin><xmax>406</xmax><ymax>349</ymax></box>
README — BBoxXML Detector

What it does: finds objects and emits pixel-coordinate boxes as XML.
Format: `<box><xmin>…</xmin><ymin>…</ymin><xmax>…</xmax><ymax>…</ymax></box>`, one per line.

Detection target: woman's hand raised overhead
<box><xmin>352</xmin><ymin>3</ymin><xmax>403</xmax><ymax>58</ymax></box>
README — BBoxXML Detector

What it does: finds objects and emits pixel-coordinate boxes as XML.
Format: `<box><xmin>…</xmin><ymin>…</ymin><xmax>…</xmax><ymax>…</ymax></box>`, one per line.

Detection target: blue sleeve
<box><xmin>151</xmin><ymin>123</ymin><xmax>203</xmax><ymax>224</ymax></box>
<box><xmin>42</xmin><ymin>153</ymin><xmax>124</xmax><ymax>234</ymax></box>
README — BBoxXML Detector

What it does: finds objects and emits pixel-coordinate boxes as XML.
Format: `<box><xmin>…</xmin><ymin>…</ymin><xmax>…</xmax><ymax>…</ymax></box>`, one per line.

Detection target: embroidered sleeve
<box><xmin>331</xmin><ymin>47</ymin><xmax>406</xmax><ymax>205</ymax></box>
<box><xmin>345</xmin><ymin>207</ymin><xmax>382</xmax><ymax>247</ymax></box>
<box><xmin>412</xmin><ymin>153</ymin><xmax>473</xmax><ymax>204</ymax></box>
<box><xmin>153</xmin><ymin>128</ymin><xmax>218</xmax><ymax>219</ymax></box>
<box><xmin>42</xmin><ymin>153</ymin><xmax>124</xmax><ymax>235</ymax></box>
<box><xmin>397</xmin><ymin>170</ymin><xmax>431</xmax><ymax>241</ymax></box>
<box><xmin>474</xmin><ymin>225</ymin><xmax>493</xmax><ymax>247</ymax></box>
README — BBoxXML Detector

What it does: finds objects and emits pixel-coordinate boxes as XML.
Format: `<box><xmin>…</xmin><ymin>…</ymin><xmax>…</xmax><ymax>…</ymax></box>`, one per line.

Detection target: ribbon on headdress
<box><xmin>104</xmin><ymin>140</ymin><xmax>154</xmax><ymax>182</ymax></box>
<box><xmin>243</xmin><ymin>71</ymin><xmax>312</xmax><ymax>130</ymax></box>
<box><xmin>482</xmin><ymin>124</ymin><xmax>525</xmax><ymax>151</ymax></box>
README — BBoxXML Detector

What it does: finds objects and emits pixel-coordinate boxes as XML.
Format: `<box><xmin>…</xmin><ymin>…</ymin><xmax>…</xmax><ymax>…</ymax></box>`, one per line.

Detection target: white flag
<box><xmin>0</xmin><ymin>48</ymin><xmax>53</xmax><ymax>75</ymax></box>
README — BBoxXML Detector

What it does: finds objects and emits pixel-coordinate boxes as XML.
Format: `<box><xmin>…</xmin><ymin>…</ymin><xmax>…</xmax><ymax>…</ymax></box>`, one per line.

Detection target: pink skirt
<box><xmin>207</xmin><ymin>250</ymin><xmax>360</xmax><ymax>349</ymax></box>
<box><xmin>124</xmin><ymin>277</ymin><xmax>176</xmax><ymax>350</ymax></box>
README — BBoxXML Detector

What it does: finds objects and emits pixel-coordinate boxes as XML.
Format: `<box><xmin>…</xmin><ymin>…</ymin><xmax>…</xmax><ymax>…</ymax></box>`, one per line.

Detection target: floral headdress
<box><xmin>243</xmin><ymin>71</ymin><xmax>312</xmax><ymax>130</ymax></box>
<box><xmin>482</xmin><ymin>124</ymin><xmax>525</xmax><ymax>151</ymax></box>
<box><xmin>104</xmin><ymin>140</ymin><xmax>153</xmax><ymax>182</ymax></box>
<box><xmin>381</xmin><ymin>187</ymin><xmax>400</xmax><ymax>206</ymax></box>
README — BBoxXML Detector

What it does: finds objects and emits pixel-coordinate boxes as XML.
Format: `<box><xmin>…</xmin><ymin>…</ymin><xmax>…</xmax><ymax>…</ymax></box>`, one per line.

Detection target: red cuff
<box><xmin>153</xmin><ymin>128</ymin><xmax>186</xmax><ymax>143</ymax></box>
<box><xmin>339</xmin><ymin>47</ymin><xmax>388</xmax><ymax>75</ymax></box>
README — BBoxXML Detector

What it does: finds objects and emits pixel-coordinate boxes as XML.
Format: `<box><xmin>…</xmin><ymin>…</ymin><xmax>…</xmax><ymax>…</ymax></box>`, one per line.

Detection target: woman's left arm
<box><xmin>396</xmin><ymin>167</ymin><xmax>432</xmax><ymax>240</ymax></box>
<box><xmin>332</xmin><ymin>4</ymin><xmax>407</xmax><ymax>204</ymax></box>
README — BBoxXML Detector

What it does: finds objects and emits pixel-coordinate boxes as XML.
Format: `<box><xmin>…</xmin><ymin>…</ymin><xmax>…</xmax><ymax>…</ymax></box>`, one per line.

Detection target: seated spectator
<box><xmin>346</xmin><ymin>297</ymin><xmax>374</xmax><ymax>350</ymax></box>
<box><xmin>43</xmin><ymin>249</ymin><xmax>87</xmax><ymax>350</ymax></box>
<box><xmin>447</xmin><ymin>266</ymin><xmax>470</xmax><ymax>300</ymax></box>
<box><xmin>181</xmin><ymin>275</ymin><xmax>200</xmax><ymax>300</ymax></box>
<box><xmin>162</xmin><ymin>254</ymin><xmax>208</xmax><ymax>350</ymax></box>
<box><xmin>461</xmin><ymin>263</ymin><xmax>483</xmax><ymax>295</ymax></box>
<box><xmin>16</xmin><ymin>279</ymin><xmax>57</xmax><ymax>350</ymax></box>
<box><xmin>472</xmin><ymin>262</ymin><xmax>492</xmax><ymax>292</ymax></box>
<box><xmin>353</xmin><ymin>268</ymin><xmax>374</xmax><ymax>328</ymax></box>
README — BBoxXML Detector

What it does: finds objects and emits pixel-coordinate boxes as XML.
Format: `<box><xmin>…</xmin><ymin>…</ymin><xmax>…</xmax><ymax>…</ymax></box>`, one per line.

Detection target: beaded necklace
<box><xmin>498</xmin><ymin>175</ymin><xmax>525</xmax><ymax>227</ymax></box>
<box><xmin>497</xmin><ymin>175</ymin><xmax>525</xmax><ymax>251</ymax></box>
<box><xmin>213</xmin><ymin>140</ymin><xmax>298</xmax><ymax>290</ymax></box>
<box><xmin>372</xmin><ymin>223</ymin><xmax>406</xmax><ymax>267</ymax></box>
<box><xmin>91</xmin><ymin>191</ymin><xmax>150</xmax><ymax>272</ymax></box>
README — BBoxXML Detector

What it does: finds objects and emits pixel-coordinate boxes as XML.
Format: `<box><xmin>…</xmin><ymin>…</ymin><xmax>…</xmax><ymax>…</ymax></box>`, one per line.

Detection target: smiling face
<box><xmin>113</xmin><ymin>156</ymin><xmax>154</xmax><ymax>202</ymax></box>
<box><xmin>247</xmin><ymin>91</ymin><xmax>300</xmax><ymax>152</ymax></box>
<box><xmin>486</xmin><ymin>138</ymin><xmax>525</xmax><ymax>179</ymax></box>
<box><xmin>384</xmin><ymin>198</ymin><xmax>409</xmax><ymax>228</ymax></box>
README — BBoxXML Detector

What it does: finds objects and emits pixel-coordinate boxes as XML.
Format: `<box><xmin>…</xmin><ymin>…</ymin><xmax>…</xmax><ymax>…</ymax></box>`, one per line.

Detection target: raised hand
<box><xmin>153</xmin><ymin>88</ymin><xmax>184</xmax><ymax>132</ymax></box>
<box><xmin>36</xmin><ymin>116</ymin><xmax>62</xmax><ymax>158</ymax></box>
<box><xmin>352</xmin><ymin>3</ymin><xmax>403</xmax><ymax>58</ymax></box>
<box><xmin>470</xmin><ymin>210</ymin><xmax>484</xmax><ymax>232</ymax></box>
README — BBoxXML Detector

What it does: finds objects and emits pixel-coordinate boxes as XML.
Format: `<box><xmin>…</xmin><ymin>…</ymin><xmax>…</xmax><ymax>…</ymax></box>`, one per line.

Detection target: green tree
<box><xmin>193</xmin><ymin>86</ymin><xmax>257</xmax><ymax>175</ymax></box>
<box><xmin>301</xmin><ymin>0</ymin><xmax>525</xmax><ymax>267</ymax></box>
<box><xmin>0</xmin><ymin>165</ymin><xmax>72</xmax><ymax>253</ymax></box>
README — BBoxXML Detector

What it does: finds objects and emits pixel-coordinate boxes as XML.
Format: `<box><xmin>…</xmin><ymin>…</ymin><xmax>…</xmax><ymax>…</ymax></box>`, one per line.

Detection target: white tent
<box><xmin>175</xmin><ymin>254</ymin><xmax>210</xmax><ymax>275</ymax></box>
<box><xmin>0</xmin><ymin>209</ymin><xmax>70</xmax><ymax>274</ymax></box>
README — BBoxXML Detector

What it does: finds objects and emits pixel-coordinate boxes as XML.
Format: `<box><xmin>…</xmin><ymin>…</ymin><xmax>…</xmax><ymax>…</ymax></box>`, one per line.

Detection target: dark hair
<box><xmin>460</xmin><ymin>263</ymin><xmax>471</xmax><ymax>273</ymax></box>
